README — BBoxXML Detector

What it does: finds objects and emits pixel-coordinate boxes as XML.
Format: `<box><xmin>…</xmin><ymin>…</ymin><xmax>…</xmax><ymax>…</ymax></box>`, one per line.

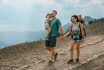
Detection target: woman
<box><xmin>64</xmin><ymin>15</ymin><xmax>84</xmax><ymax>64</ymax></box>
<box><xmin>44</xmin><ymin>13</ymin><xmax>51</xmax><ymax>40</ymax></box>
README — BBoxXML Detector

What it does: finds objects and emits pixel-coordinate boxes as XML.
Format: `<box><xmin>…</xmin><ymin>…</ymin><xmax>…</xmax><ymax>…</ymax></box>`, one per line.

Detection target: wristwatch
<box><xmin>82</xmin><ymin>37</ymin><xmax>84</xmax><ymax>38</ymax></box>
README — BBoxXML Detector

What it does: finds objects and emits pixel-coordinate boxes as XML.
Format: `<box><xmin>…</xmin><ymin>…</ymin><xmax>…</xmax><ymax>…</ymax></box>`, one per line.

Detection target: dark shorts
<box><xmin>45</xmin><ymin>36</ymin><xmax>57</xmax><ymax>48</ymax></box>
<box><xmin>71</xmin><ymin>34</ymin><xmax>82</xmax><ymax>42</ymax></box>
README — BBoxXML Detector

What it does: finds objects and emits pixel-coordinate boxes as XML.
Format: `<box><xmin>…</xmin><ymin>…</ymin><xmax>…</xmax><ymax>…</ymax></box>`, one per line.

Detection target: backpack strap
<box><xmin>78</xmin><ymin>22</ymin><xmax>82</xmax><ymax>34</ymax></box>
<box><xmin>79</xmin><ymin>23</ymin><xmax>86</xmax><ymax>36</ymax></box>
<box><xmin>70</xmin><ymin>24</ymin><xmax>73</xmax><ymax>32</ymax></box>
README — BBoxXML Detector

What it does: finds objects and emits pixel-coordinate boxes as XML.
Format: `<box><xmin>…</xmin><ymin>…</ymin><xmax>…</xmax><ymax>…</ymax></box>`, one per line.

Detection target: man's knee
<box><xmin>46</xmin><ymin>47</ymin><xmax>51</xmax><ymax>51</ymax></box>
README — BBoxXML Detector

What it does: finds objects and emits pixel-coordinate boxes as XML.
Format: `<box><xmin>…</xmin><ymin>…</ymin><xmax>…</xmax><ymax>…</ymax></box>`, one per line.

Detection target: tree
<box><xmin>88</xmin><ymin>21</ymin><xmax>93</xmax><ymax>24</ymax></box>
<box><xmin>100</xmin><ymin>18</ymin><xmax>104</xmax><ymax>22</ymax></box>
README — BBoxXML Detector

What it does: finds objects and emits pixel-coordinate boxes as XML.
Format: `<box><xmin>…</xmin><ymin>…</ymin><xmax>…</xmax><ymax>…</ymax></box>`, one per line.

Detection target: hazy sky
<box><xmin>0</xmin><ymin>0</ymin><xmax>104</xmax><ymax>32</ymax></box>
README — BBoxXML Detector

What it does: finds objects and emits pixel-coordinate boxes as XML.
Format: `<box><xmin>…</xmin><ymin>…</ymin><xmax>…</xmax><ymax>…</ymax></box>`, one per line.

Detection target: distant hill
<box><xmin>0</xmin><ymin>21</ymin><xmax>104</xmax><ymax>70</ymax></box>
<box><xmin>0</xmin><ymin>22</ymin><xmax>71</xmax><ymax>48</ymax></box>
<box><xmin>0</xmin><ymin>17</ymin><xmax>104</xmax><ymax>48</ymax></box>
<box><xmin>84</xmin><ymin>16</ymin><xmax>94</xmax><ymax>24</ymax></box>
<box><xmin>85</xmin><ymin>21</ymin><xmax>104</xmax><ymax>36</ymax></box>
<box><xmin>0</xmin><ymin>31</ymin><xmax>47</xmax><ymax>48</ymax></box>
<box><xmin>63</xmin><ymin>22</ymin><xmax>71</xmax><ymax>33</ymax></box>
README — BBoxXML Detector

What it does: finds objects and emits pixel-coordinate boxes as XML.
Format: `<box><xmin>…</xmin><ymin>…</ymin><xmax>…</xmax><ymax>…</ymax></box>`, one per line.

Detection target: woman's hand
<box><xmin>82</xmin><ymin>38</ymin><xmax>84</xmax><ymax>43</ymax></box>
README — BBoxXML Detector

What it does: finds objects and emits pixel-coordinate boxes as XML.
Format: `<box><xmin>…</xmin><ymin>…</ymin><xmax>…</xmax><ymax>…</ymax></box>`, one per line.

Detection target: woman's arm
<box><xmin>64</xmin><ymin>24</ymin><xmax>72</xmax><ymax>37</ymax></box>
<box><xmin>80</xmin><ymin>24</ymin><xmax>84</xmax><ymax>38</ymax></box>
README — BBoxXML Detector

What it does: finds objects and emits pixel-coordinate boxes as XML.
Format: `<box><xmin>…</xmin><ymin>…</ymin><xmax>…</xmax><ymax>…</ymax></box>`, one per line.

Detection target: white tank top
<box><xmin>72</xmin><ymin>22</ymin><xmax>80</xmax><ymax>32</ymax></box>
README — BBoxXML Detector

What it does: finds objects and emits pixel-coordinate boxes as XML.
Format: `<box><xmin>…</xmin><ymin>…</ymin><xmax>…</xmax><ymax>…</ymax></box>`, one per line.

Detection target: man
<box><xmin>77</xmin><ymin>15</ymin><xmax>86</xmax><ymax>47</ymax></box>
<box><xmin>77</xmin><ymin>15</ymin><xmax>85</xmax><ymax>25</ymax></box>
<box><xmin>45</xmin><ymin>10</ymin><xmax>64</xmax><ymax>65</ymax></box>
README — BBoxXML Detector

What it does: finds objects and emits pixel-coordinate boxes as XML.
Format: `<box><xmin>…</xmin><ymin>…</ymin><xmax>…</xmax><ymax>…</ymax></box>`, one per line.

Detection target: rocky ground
<box><xmin>0</xmin><ymin>22</ymin><xmax>104</xmax><ymax>70</ymax></box>
<box><xmin>0</xmin><ymin>35</ymin><xmax>104</xmax><ymax>70</ymax></box>
<box><xmin>73</xmin><ymin>53</ymin><xmax>104</xmax><ymax>70</ymax></box>
<box><xmin>22</xmin><ymin>35</ymin><xmax>104</xmax><ymax>70</ymax></box>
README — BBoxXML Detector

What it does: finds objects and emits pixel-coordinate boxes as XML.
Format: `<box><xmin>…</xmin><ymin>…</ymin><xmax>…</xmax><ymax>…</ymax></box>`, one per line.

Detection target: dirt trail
<box><xmin>10</xmin><ymin>35</ymin><xmax>104</xmax><ymax>70</ymax></box>
<box><xmin>1</xmin><ymin>21</ymin><xmax>104</xmax><ymax>70</ymax></box>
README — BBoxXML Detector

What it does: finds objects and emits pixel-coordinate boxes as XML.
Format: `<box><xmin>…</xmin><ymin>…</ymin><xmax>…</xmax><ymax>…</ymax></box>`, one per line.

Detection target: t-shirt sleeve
<box><xmin>57</xmin><ymin>19</ymin><xmax>61</xmax><ymax>27</ymax></box>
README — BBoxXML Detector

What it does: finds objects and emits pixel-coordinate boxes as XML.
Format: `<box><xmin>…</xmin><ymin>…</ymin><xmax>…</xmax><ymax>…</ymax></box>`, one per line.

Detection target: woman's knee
<box><xmin>70</xmin><ymin>46</ymin><xmax>74</xmax><ymax>51</ymax></box>
<box><xmin>76</xmin><ymin>46</ymin><xmax>80</xmax><ymax>52</ymax></box>
<box><xmin>76</xmin><ymin>44</ymin><xmax>79</xmax><ymax>49</ymax></box>
<box><xmin>70</xmin><ymin>42</ymin><xmax>75</xmax><ymax>51</ymax></box>
<box><xmin>76</xmin><ymin>48</ymin><xmax>80</xmax><ymax>52</ymax></box>
<box><xmin>71</xmin><ymin>42</ymin><xmax>75</xmax><ymax>47</ymax></box>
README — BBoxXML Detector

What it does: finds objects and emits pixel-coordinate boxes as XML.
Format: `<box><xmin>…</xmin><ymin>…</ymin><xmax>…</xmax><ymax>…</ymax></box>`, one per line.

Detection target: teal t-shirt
<box><xmin>50</xmin><ymin>18</ymin><xmax>61</xmax><ymax>36</ymax></box>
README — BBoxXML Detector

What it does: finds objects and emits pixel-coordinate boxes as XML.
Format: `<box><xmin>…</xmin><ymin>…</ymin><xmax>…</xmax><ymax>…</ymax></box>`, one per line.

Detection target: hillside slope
<box><xmin>0</xmin><ymin>21</ymin><xmax>104</xmax><ymax>70</ymax></box>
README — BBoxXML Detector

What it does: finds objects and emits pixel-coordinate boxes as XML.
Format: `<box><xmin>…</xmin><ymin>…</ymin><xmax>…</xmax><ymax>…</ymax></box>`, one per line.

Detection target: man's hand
<box><xmin>60</xmin><ymin>35</ymin><xmax>64</xmax><ymax>40</ymax></box>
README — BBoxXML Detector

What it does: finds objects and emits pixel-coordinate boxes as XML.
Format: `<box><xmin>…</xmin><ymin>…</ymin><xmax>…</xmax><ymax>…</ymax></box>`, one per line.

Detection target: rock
<box><xmin>16</xmin><ymin>65</ymin><xmax>30</xmax><ymax>70</ymax></box>
<box><xmin>81</xmin><ymin>61</ymin><xmax>87</xmax><ymax>64</ymax></box>
<box><xmin>64</xmin><ymin>68</ymin><xmax>69</xmax><ymax>70</ymax></box>
<box><xmin>35</xmin><ymin>59</ymin><xmax>47</xmax><ymax>64</ymax></box>
<box><xmin>59</xmin><ymin>52</ymin><xmax>66</xmax><ymax>55</ymax></box>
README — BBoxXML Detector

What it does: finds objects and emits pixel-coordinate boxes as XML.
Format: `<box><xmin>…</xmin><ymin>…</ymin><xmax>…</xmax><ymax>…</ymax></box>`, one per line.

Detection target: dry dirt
<box><xmin>0</xmin><ymin>35</ymin><xmax>104</xmax><ymax>70</ymax></box>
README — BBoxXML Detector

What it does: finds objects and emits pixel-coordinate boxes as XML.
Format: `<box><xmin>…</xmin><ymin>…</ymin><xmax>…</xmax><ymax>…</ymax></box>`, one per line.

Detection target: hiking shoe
<box><xmin>67</xmin><ymin>59</ymin><xmax>74</xmax><ymax>64</ymax></box>
<box><xmin>47</xmin><ymin>60</ymin><xmax>53</xmax><ymax>66</ymax></box>
<box><xmin>75</xmin><ymin>58</ymin><xmax>79</xmax><ymax>63</ymax></box>
<box><xmin>54</xmin><ymin>53</ymin><xmax>58</xmax><ymax>61</ymax></box>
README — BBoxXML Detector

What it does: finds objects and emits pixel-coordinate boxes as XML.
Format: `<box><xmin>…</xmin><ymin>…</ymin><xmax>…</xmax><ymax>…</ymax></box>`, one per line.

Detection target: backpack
<box><xmin>82</xmin><ymin>26</ymin><xmax>86</xmax><ymax>36</ymax></box>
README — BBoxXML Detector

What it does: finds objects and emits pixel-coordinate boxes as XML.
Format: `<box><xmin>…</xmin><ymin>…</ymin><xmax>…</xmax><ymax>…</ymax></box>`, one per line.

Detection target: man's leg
<box><xmin>50</xmin><ymin>36</ymin><xmax>58</xmax><ymax>61</ymax></box>
<box><xmin>45</xmin><ymin>39</ymin><xmax>53</xmax><ymax>65</ymax></box>
<box><xmin>45</xmin><ymin>39</ymin><xmax>51</xmax><ymax>52</ymax></box>
<box><xmin>46</xmin><ymin>47</ymin><xmax>51</xmax><ymax>52</ymax></box>
<box><xmin>50</xmin><ymin>48</ymin><xmax>55</xmax><ymax>61</ymax></box>
<box><xmin>46</xmin><ymin>36</ymin><xmax>55</xmax><ymax>65</ymax></box>
<box><xmin>49</xmin><ymin>36</ymin><xmax>58</xmax><ymax>62</ymax></box>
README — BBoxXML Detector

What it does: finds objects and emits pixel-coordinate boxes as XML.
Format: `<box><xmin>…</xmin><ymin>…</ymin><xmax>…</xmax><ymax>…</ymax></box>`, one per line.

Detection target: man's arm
<box><xmin>57</xmin><ymin>19</ymin><xmax>64</xmax><ymax>35</ymax></box>
<box><xmin>59</xmin><ymin>25</ymin><xmax>64</xmax><ymax>35</ymax></box>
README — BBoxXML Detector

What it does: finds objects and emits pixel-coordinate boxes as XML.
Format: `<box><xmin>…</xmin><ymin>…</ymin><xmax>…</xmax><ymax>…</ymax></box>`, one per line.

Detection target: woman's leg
<box><xmin>67</xmin><ymin>41</ymin><xmax>76</xmax><ymax>64</ymax></box>
<box><xmin>70</xmin><ymin>41</ymin><xmax>76</xmax><ymax>60</ymax></box>
<box><xmin>76</xmin><ymin>41</ymin><xmax>81</xmax><ymax>59</ymax></box>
